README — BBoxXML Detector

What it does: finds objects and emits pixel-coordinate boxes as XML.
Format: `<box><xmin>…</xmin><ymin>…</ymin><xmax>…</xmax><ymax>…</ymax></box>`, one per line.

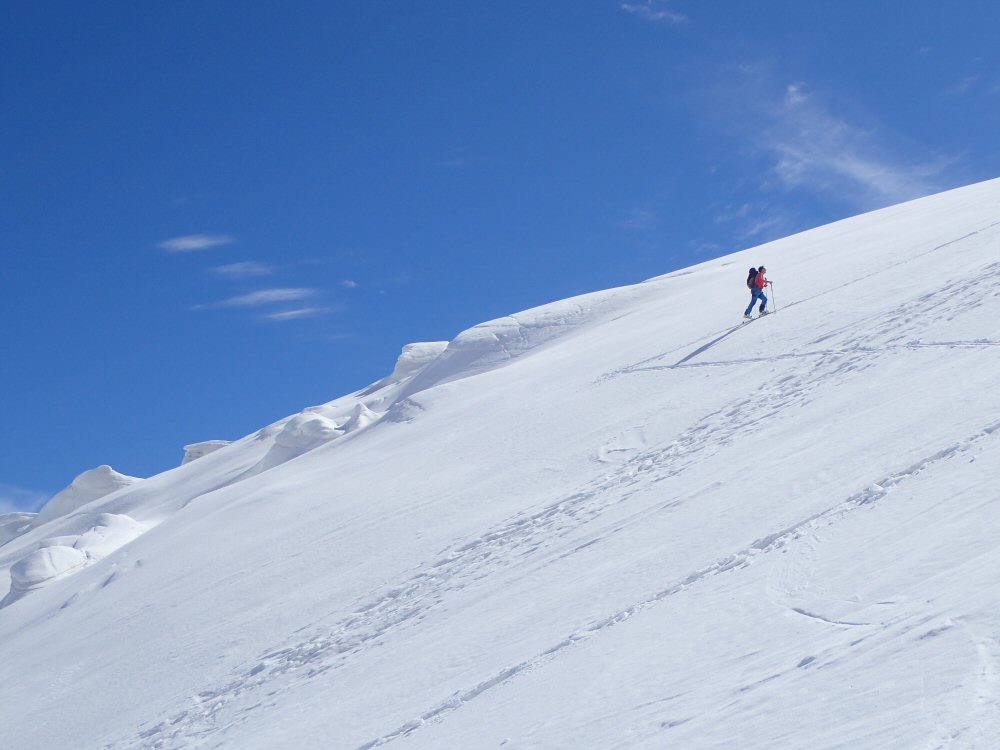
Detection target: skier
<box><xmin>744</xmin><ymin>265</ymin><xmax>770</xmax><ymax>319</ymax></box>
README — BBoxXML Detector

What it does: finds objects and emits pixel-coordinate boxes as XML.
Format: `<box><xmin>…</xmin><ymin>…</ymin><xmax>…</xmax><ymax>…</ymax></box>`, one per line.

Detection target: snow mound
<box><xmin>34</xmin><ymin>465</ymin><xmax>141</xmax><ymax>526</ymax></box>
<box><xmin>244</xmin><ymin>402</ymin><xmax>384</xmax><ymax>478</ymax></box>
<box><xmin>389</xmin><ymin>342</ymin><xmax>448</xmax><ymax>381</ymax></box>
<box><xmin>249</xmin><ymin>412</ymin><xmax>343</xmax><ymax>475</ymax></box>
<box><xmin>8</xmin><ymin>545</ymin><xmax>87</xmax><ymax>593</ymax></box>
<box><xmin>182</xmin><ymin>441</ymin><xmax>232</xmax><ymax>465</ymax></box>
<box><xmin>72</xmin><ymin>513</ymin><xmax>146</xmax><ymax>559</ymax></box>
<box><xmin>341</xmin><ymin>403</ymin><xmax>382</xmax><ymax>434</ymax></box>
<box><xmin>274</xmin><ymin>412</ymin><xmax>342</xmax><ymax>451</ymax></box>
<box><xmin>0</xmin><ymin>512</ymin><xmax>37</xmax><ymax>547</ymax></box>
<box><xmin>358</xmin><ymin>341</ymin><xmax>448</xmax><ymax>397</ymax></box>
<box><xmin>1</xmin><ymin>512</ymin><xmax>146</xmax><ymax>608</ymax></box>
<box><xmin>396</xmin><ymin>289</ymin><xmax>637</xmax><ymax>401</ymax></box>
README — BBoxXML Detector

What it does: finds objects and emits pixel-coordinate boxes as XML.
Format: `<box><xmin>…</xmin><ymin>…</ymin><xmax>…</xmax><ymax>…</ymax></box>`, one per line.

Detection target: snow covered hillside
<box><xmin>4</xmin><ymin>178</ymin><xmax>1000</xmax><ymax>749</ymax></box>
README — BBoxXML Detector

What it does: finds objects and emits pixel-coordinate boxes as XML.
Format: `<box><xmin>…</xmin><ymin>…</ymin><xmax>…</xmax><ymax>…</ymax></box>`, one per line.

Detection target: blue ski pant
<box><xmin>745</xmin><ymin>287</ymin><xmax>767</xmax><ymax>316</ymax></box>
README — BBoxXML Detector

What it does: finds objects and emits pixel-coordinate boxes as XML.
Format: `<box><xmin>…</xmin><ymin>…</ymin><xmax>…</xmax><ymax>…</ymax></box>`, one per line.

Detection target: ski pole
<box><xmin>771</xmin><ymin>282</ymin><xmax>777</xmax><ymax>314</ymax></box>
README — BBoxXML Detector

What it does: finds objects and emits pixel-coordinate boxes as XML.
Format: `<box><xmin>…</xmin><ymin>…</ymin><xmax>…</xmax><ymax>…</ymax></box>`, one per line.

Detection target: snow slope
<box><xmin>3</xmin><ymin>178</ymin><xmax>1000</xmax><ymax>749</ymax></box>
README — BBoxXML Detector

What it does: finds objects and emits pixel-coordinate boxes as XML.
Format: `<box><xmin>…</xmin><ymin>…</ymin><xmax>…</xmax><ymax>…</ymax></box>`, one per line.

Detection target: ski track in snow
<box><xmin>352</xmin><ymin>419</ymin><xmax>1000</xmax><ymax>750</ymax></box>
<box><xmin>611</xmin><ymin>258</ymin><xmax>1000</xmax><ymax>377</ymax></box>
<box><xmin>918</xmin><ymin>618</ymin><xmax>1000</xmax><ymax>749</ymax></box>
<box><xmin>115</xmin><ymin>235</ymin><xmax>1000</xmax><ymax>750</ymax></box>
<box><xmin>597</xmin><ymin>217</ymin><xmax>1000</xmax><ymax>380</ymax></box>
<box><xmin>959</xmin><ymin>622</ymin><xmax>1000</xmax><ymax>747</ymax></box>
<box><xmin>120</xmin><ymin>345</ymin><xmax>897</xmax><ymax>747</ymax></box>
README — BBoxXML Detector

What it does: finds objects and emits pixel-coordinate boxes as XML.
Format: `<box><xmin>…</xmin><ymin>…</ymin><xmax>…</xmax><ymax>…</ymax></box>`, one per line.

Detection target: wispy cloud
<box><xmin>263</xmin><ymin>307</ymin><xmax>331</xmax><ymax>322</ymax></box>
<box><xmin>689</xmin><ymin>240</ymin><xmax>723</xmax><ymax>256</ymax></box>
<box><xmin>713</xmin><ymin>200</ymin><xmax>797</xmax><ymax>244</ymax></box>
<box><xmin>0</xmin><ymin>483</ymin><xmax>49</xmax><ymax>514</ymax></box>
<box><xmin>705</xmin><ymin>67</ymin><xmax>955</xmax><ymax>215</ymax></box>
<box><xmin>947</xmin><ymin>74</ymin><xmax>998</xmax><ymax>98</ymax></box>
<box><xmin>340</xmin><ymin>279</ymin><xmax>358</xmax><ymax>289</ymax></box>
<box><xmin>619</xmin><ymin>207</ymin><xmax>657</xmax><ymax>230</ymax></box>
<box><xmin>739</xmin><ymin>213</ymin><xmax>791</xmax><ymax>243</ymax></box>
<box><xmin>219</xmin><ymin>288</ymin><xmax>317</xmax><ymax>307</ymax></box>
<box><xmin>210</xmin><ymin>261</ymin><xmax>275</xmax><ymax>279</ymax></box>
<box><xmin>432</xmin><ymin>147</ymin><xmax>504</xmax><ymax>169</ymax></box>
<box><xmin>687</xmin><ymin>67</ymin><xmax>963</xmax><ymax>250</ymax></box>
<box><xmin>759</xmin><ymin>83</ymin><xmax>949</xmax><ymax>208</ymax></box>
<box><xmin>621</xmin><ymin>1</ymin><xmax>686</xmax><ymax>25</ymax></box>
<box><xmin>158</xmin><ymin>234</ymin><xmax>236</xmax><ymax>253</ymax></box>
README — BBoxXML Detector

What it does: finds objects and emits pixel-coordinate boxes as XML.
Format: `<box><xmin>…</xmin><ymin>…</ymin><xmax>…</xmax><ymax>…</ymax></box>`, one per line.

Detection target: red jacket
<box><xmin>754</xmin><ymin>272</ymin><xmax>768</xmax><ymax>290</ymax></box>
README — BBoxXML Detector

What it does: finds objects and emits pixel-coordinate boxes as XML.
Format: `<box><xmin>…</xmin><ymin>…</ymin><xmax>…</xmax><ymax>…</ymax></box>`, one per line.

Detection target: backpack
<box><xmin>746</xmin><ymin>267</ymin><xmax>758</xmax><ymax>289</ymax></box>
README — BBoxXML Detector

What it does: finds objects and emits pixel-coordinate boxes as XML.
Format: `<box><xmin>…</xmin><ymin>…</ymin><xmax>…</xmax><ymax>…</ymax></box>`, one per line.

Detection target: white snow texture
<box><xmin>4</xmin><ymin>178</ymin><xmax>1000</xmax><ymax>749</ymax></box>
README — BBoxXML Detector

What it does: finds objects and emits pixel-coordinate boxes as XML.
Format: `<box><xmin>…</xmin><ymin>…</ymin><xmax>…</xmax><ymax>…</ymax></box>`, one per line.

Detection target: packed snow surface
<box><xmin>4</xmin><ymin>179</ymin><xmax>1000</xmax><ymax>749</ymax></box>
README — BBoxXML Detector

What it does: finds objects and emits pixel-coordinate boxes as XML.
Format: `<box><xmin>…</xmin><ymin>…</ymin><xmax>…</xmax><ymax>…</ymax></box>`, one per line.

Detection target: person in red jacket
<box><xmin>744</xmin><ymin>266</ymin><xmax>770</xmax><ymax>319</ymax></box>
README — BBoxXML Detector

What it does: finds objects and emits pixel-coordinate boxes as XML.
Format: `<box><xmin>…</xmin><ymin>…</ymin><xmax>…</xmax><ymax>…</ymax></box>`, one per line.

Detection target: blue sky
<box><xmin>2</xmin><ymin>1</ymin><xmax>998</xmax><ymax>510</ymax></box>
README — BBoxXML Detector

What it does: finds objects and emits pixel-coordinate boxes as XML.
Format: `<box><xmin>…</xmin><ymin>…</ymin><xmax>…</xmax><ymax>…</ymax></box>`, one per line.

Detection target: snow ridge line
<box><xmin>353</xmin><ymin>419</ymin><xmax>1000</xmax><ymax>749</ymax></box>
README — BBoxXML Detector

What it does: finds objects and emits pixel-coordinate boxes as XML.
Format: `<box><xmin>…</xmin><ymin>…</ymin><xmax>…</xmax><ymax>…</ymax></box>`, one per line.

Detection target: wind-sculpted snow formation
<box><xmin>0</xmin><ymin>512</ymin><xmax>35</xmax><ymax>546</ymax></box>
<box><xmin>2</xmin><ymin>513</ymin><xmax>146</xmax><ymax>608</ymax></box>
<box><xmin>34</xmin><ymin>464</ymin><xmax>140</xmax><ymax>525</ymax></box>
<box><xmin>4</xmin><ymin>179</ymin><xmax>1000</xmax><ymax>749</ymax></box>
<box><xmin>182</xmin><ymin>440</ymin><xmax>232</xmax><ymax>465</ymax></box>
<box><xmin>0</xmin><ymin>467</ymin><xmax>145</xmax><ymax>607</ymax></box>
<box><xmin>243</xmin><ymin>345</ymin><xmax>435</xmax><ymax>478</ymax></box>
<box><xmin>0</xmin><ymin>341</ymin><xmax>444</xmax><ymax>607</ymax></box>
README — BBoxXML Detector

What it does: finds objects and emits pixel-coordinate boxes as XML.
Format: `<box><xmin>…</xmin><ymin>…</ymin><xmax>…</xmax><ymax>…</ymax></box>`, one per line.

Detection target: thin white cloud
<box><xmin>738</xmin><ymin>213</ymin><xmax>791</xmax><ymax>243</ymax></box>
<box><xmin>689</xmin><ymin>240</ymin><xmax>723</xmax><ymax>256</ymax></box>
<box><xmin>619</xmin><ymin>207</ymin><xmax>657</xmax><ymax>230</ymax></box>
<box><xmin>0</xmin><ymin>483</ymin><xmax>49</xmax><ymax>513</ymax></box>
<box><xmin>431</xmin><ymin>147</ymin><xmax>504</xmax><ymax>169</ymax></box>
<box><xmin>621</xmin><ymin>1</ymin><xmax>686</xmax><ymax>25</ymax></box>
<box><xmin>761</xmin><ymin>83</ymin><xmax>949</xmax><ymax>208</ymax></box>
<box><xmin>690</xmin><ymin>69</ymin><xmax>962</xmax><ymax>250</ymax></box>
<box><xmin>220</xmin><ymin>288</ymin><xmax>318</xmax><ymax>307</ymax></box>
<box><xmin>704</xmin><ymin>68</ymin><xmax>955</xmax><ymax>215</ymax></box>
<box><xmin>263</xmin><ymin>307</ymin><xmax>330</xmax><ymax>322</ymax></box>
<box><xmin>949</xmin><ymin>75</ymin><xmax>981</xmax><ymax>97</ymax></box>
<box><xmin>714</xmin><ymin>202</ymin><xmax>753</xmax><ymax>225</ymax></box>
<box><xmin>210</xmin><ymin>261</ymin><xmax>275</xmax><ymax>279</ymax></box>
<box><xmin>157</xmin><ymin>234</ymin><xmax>236</xmax><ymax>252</ymax></box>
<box><xmin>340</xmin><ymin>279</ymin><xmax>358</xmax><ymax>289</ymax></box>
<box><xmin>714</xmin><ymin>201</ymin><xmax>797</xmax><ymax>244</ymax></box>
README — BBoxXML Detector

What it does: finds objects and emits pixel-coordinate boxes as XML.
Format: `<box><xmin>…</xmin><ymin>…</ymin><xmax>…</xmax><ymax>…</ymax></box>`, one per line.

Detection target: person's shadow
<box><xmin>674</xmin><ymin>323</ymin><xmax>746</xmax><ymax>366</ymax></box>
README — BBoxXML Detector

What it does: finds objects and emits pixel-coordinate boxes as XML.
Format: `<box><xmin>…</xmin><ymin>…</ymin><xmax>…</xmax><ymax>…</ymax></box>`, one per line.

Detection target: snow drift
<box><xmin>182</xmin><ymin>440</ymin><xmax>232</xmax><ymax>465</ymax></box>
<box><xmin>34</xmin><ymin>465</ymin><xmax>140</xmax><ymax>525</ymax></box>
<box><xmin>0</xmin><ymin>512</ymin><xmax>34</xmax><ymax>547</ymax></box>
<box><xmin>2</xmin><ymin>512</ymin><xmax>146</xmax><ymax>607</ymax></box>
<box><xmin>4</xmin><ymin>178</ymin><xmax>1000</xmax><ymax>749</ymax></box>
